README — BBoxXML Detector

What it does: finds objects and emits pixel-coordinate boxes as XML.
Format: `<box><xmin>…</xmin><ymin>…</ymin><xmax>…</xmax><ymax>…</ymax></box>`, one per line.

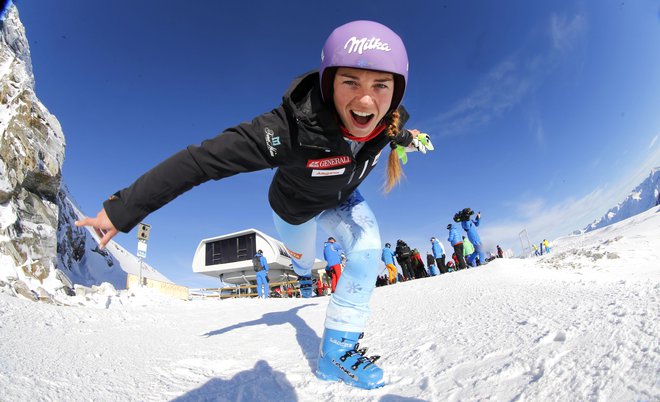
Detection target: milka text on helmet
<box><xmin>343</xmin><ymin>36</ymin><xmax>391</xmax><ymax>55</ymax></box>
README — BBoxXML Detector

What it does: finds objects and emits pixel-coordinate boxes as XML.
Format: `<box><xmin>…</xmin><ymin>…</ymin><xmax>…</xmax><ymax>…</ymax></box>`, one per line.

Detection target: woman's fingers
<box><xmin>99</xmin><ymin>228</ymin><xmax>118</xmax><ymax>250</ymax></box>
<box><xmin>75</xmin><ymin>209</ymin><xmax>118</xmax><ymax>249</ymax></box>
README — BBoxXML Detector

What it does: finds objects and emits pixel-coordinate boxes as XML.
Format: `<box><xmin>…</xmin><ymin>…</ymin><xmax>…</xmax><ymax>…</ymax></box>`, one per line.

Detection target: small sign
<box><xmin>137</xmin><ymin>241</ymin><xmax>147</xmax><ymax>258</ymax></box>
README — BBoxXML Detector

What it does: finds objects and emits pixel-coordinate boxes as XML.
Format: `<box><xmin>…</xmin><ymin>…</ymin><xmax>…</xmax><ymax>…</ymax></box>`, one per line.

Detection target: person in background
<box><xmin>497</xmin><ymin>245</ymin><xmax>504</xmax><ymax>258</ymax></box>
<box><xmin>411</xmin><ymin>248</ymin><xmax>428</xmax><ymax>278</ymax></box>
<box><xmin>75</xmin><ymin>20</ymin><xmax>433</xmax><ymax>390</ymax></box>
<box><xmin>426</xmin><ymin>252</ymin><xmax>439</xmax><ymax>276</ymax></box>
<box><xmin>381</xmin><ymin>242</ymin><xmax>398</xmax><ymax>284</ymax></box>
<box><xmin>323</xmin><ymin>237</ymin><xmax>344</xmax><ymax>293</ymax></box>
<box><xmin>316</xmin><ymin>276</ymin><xmax>326</xmax><ymax>296</ymax></box>
<box><xmin>533</xmin><ymin>244</ymin><xmax>540</xmax><ymax>256</ymax></box>
<box><xmin>543</xmin><ymin>239</ymin><xmax>551</xmax><ymax>253</ymax></box>
<box><xmin>462</xmin><ymin>235</ymin><xmax>476</xmax><ymax>267</ymax></box>
<box><xmin>395</xmin><ymin>239</ymin><xmax>414</xmax><ymax>281</ymax></box>
<box><xmin>253</xmin><ymin>249</ymin><xmax>269</xmax><ymax>298</ymax></box>
<box><xmin>460</xmin><ymin>210</ymin><xmax>486</xmax><ymax>266</ymax></box>
<box><xmin>430</xmin><ymin>236</ymin><xmax>447</xmax><ymax>274</ymax></box>
<box><xmin>447</xmin><ymin>224</ymin><xmax>467</xmax><ymax>270</ymax></box>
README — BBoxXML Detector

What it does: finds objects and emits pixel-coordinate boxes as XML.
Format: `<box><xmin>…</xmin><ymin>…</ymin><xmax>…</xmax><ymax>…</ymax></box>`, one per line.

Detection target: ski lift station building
<box><xmin>191</xmin><ymin>228</ymin><xmax>326</xmax><ymax>285</ymax></box>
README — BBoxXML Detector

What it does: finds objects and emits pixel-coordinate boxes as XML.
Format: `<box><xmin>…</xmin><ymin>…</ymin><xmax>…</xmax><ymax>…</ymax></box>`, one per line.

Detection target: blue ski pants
<box><xmin>256</xmin><ymin>270</ymin><xmax>269</xmax><ymax>298</ymax></box>
<box><xmin>272</xmin><ymin>190</ymin><xmax>381</xmax><ymax>333</ymax></box>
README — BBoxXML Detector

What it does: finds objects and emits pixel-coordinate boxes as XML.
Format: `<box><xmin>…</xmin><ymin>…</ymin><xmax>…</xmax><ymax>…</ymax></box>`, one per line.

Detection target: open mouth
<box><xmin>350</xmin><ymin>110</ymin><xmax>374</xmax><ymax>126</ymax></box>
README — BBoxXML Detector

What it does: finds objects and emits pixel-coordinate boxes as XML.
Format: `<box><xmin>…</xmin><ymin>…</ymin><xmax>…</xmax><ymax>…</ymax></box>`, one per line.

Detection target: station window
<box><xmin>205</xmin><ymin>233</ymin><xmax>256</xmax><ymax>266</ymax></box>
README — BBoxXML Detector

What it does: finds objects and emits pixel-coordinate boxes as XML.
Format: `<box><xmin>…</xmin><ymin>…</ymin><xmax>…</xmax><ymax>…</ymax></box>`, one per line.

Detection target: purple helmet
<box><xmin>320</xmin><ymin>20</ymin><xmax>408</xmax><ymax>114</ymax></box>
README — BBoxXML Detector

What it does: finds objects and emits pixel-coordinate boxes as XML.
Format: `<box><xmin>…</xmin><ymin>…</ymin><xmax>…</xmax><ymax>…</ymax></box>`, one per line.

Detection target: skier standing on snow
<box><xmin>395</xmin><ymin>239</ymin><xmax>414</xmax><ymax>281</ymax></box>
<box><xmin>411</xmin><ymin>248</ymin><xmax>427</xmax><ymax>278</ymax></box>
<box><xmin>323</xmin><ymin>237</ymin><xmax>344</xmax><ymax>293</ymax></box>
<box><xmin>462</xmin><ymin>235</ymin><xmax>476</xmax><ymax>267</ymax></box>
<box><xmin>75</xmin><ymin>20</ymin><xmax>432</xmax><ymax>390</ymax></box>
<box><xmin>461</xmin><ymin>210</ymin><xmax>485</xmax><ymax>266</ymax></box>
<box><xmin>253</xmin><ymin>250</ymin><xmax>269</xmax><ymax>298</ymax></box>
<box><xmin>447</xmin><ymin>223</ymin><xmax>467</xmax><ymax>270</ymax></box>
<box><xmin>381</xmin><ymin>242</ymin><xmax>398</xmax><ymax>284</ymax></box>
<box><xmin>430</xmin><ymin>236</ymin><xmax>447</xmax><ymax>274</ymax></box>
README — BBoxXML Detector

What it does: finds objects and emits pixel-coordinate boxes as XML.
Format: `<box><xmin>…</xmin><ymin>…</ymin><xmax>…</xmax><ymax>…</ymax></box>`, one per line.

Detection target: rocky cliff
<box><xmin>0</xmin><ymin>5</ymin><xmax>171</xmax><ymax>302</ymax></box>
<box><xmin>0</xmin><ymin>5</ymin><xmax>67</xmax><ymax>300</ymax></box>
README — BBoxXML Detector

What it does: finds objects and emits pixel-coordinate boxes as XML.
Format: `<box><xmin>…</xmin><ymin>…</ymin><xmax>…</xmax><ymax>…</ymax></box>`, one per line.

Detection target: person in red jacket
<box><xmin>316</xmin><ymin>277</ymin><xmax>327</xmax><ymax>296</ymax></box>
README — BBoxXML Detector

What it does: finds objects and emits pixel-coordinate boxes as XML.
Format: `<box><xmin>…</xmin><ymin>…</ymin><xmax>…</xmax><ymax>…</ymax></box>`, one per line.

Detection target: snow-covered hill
<box><xmin>582</xmin><ymin>167</ymin><xmax>660</xmax><ymax>233</ymax></box>
<box><xmin>1</xmin><ymin>206</ymin><xmax>658</xmax><ymax>401</ymax></box>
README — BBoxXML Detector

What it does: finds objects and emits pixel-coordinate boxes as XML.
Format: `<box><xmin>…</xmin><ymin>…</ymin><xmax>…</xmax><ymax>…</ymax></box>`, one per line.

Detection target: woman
<box><xmin>76</xmin><ymin>20</ymin><xmax>432</xmax><ymax>389</ymax></box>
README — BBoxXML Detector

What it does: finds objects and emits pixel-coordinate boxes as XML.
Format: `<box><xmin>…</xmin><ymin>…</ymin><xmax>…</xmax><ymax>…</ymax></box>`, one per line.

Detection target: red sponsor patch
<box><xmin>287</xmin><ymin>247</ymin><xmax>303</xmax><ymax>260</ymax></box>
<box><xmin>306</xmin><ymin>156</ymin><xmax>351</xmax><ymax>169</ymax></box>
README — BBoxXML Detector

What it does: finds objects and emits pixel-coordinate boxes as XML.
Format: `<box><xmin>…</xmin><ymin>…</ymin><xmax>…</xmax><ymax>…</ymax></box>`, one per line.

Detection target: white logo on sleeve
<box><xmin>264</xmin><ymin>127</ymin><xmax>279</xmax><ymax>157</ymax></box>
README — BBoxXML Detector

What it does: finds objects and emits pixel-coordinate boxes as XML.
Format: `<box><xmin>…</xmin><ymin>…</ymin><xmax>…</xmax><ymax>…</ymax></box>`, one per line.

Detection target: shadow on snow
<box><xmin>171</xmin><ymin>359</ymin><xmax>296</xmax><ymax>402</ymax></box>
<box><xmin>202</xmin><ymin>304</ymin><xmax>319</xmax><ymax>372</ymax></box>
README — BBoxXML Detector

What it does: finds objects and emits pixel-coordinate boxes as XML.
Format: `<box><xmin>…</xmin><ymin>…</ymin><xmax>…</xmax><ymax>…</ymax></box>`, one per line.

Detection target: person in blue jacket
<box><xmin>461</xmin><ymin>210</ymin><xmax>485</xmax><ymax>266</ymax></box>
<box><xmin>447</xmin><ymin>224</ymin><xmax>467</xmax><ymax>270</ymax></box>
<box><xmin>253</xmin><ymin>250</ymin><xmax>269</xmax><ymax>298</ymax></box>
<box><xmin>430</xmin><ymin>237</ymin><xmax>447</xmax><ymax>274</ymax></box>
<box><xmin>323</xmin><ymin>237</ymin><xmax>345</xmax><ymax>293</ymax></box>
<box><xmin>381</xmin><ymin>243</ymin><xmax>398</xmax><ymax>284</ymax></box>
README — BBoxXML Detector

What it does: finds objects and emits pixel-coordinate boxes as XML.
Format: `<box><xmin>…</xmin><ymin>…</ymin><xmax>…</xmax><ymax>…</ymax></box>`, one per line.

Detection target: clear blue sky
<box><xmin>14</xmin><ymin>1</ymin><xmax>660</xmax><ymax>287</ymax></box>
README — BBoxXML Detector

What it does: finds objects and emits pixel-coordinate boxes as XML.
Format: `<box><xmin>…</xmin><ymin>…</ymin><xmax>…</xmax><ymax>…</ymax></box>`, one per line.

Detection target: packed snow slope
<box><xmin>1</xmin><ymin>207</ymin><xmax>658</xmax><ymax>401</ymax></box>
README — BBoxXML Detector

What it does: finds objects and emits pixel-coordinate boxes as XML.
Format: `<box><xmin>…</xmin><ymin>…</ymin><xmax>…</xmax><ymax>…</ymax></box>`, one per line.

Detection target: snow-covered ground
<box><xmin>1</xmin><ymin>207</ymin><xmax>659</xmax><ymax>401</ymax></box>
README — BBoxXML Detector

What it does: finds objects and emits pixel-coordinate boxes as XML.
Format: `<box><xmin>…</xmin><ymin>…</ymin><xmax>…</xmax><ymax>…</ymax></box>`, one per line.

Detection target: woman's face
<box><xmin>332</xmin><ymin>67</ymin><xmax>393</xmax><ymax>137</ymax></box>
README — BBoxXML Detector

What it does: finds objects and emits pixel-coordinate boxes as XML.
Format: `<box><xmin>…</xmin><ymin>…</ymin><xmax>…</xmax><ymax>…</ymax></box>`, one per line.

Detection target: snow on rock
<box><xmin>583</xmin><ymin>167</ymin><xmax>660</xmax><ymax>233</ymax></box>
<box><xmin>0</xmin><ymin>4</ymin><xmax>66</xmax><ymax>300</ymax></box>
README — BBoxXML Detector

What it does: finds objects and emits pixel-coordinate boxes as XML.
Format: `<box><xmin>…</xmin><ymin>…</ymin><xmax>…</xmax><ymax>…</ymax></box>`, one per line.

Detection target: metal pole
<box><xmin>138</xmin><ymin>256</ymin><xmax>143</xmax><ymax>287</ymax></box>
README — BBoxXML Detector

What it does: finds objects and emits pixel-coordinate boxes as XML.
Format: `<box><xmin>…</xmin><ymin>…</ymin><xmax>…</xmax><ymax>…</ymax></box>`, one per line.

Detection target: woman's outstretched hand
<box><xmin>408</xmin><ymin>129</ymin><xmax>434</xmax><ymax>154</ymax></box>
<box><xmin>75</xmin><ymin>208</ymin><xmax>118</xmax><ymax>250</ymax></box>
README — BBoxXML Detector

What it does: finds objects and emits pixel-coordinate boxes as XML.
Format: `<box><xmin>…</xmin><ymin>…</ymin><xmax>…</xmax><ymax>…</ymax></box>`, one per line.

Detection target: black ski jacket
<box><xmin>104</xmin><ymin>70</ymin><xmax>413</xmax><ymax>232</ymax></box>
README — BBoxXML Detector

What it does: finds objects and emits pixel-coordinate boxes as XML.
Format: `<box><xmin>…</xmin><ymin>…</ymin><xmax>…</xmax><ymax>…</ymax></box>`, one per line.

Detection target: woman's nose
<box><xmin>356</xmin><ymin>92</ymin><xmax>375</xmax><ymax>107</ymax></box>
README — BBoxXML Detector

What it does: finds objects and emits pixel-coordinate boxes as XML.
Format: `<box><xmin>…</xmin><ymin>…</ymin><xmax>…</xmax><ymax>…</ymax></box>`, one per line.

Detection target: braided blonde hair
<box><xmin>384</xmin><ymin>109</ymin><xmax>405</xmax><ymax>193</ymax></box>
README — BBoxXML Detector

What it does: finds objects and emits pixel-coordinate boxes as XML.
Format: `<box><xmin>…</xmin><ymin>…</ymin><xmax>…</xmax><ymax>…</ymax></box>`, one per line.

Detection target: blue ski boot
<box><xmin>316</xmin><ymin>329</ymin><xmax>384</xmax><ymax>389</ymax></box>
<box><xmin>298</xmin><ymin>275</ymin><xmax>313</xmax><ymax>298</ymax></box>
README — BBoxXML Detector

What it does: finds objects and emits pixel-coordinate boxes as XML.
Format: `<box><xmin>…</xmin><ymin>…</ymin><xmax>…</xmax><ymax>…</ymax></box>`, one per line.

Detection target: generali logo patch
<box><xmin>306</xmin><ymin>156</ymin><xmax>351</xmax><ymax>169</ymax></box>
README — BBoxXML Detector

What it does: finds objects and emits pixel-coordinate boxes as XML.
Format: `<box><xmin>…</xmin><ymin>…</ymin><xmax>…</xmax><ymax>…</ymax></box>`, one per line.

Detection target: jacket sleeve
<box><xmin>391</xmin><ymin>105</ymin><xmax>414</xmax><ymax>147</ymax></box>
<box><xmin>104</xmin><ymin>106</ymin><xmax>293</xmax><ymax>232</ymax></box>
